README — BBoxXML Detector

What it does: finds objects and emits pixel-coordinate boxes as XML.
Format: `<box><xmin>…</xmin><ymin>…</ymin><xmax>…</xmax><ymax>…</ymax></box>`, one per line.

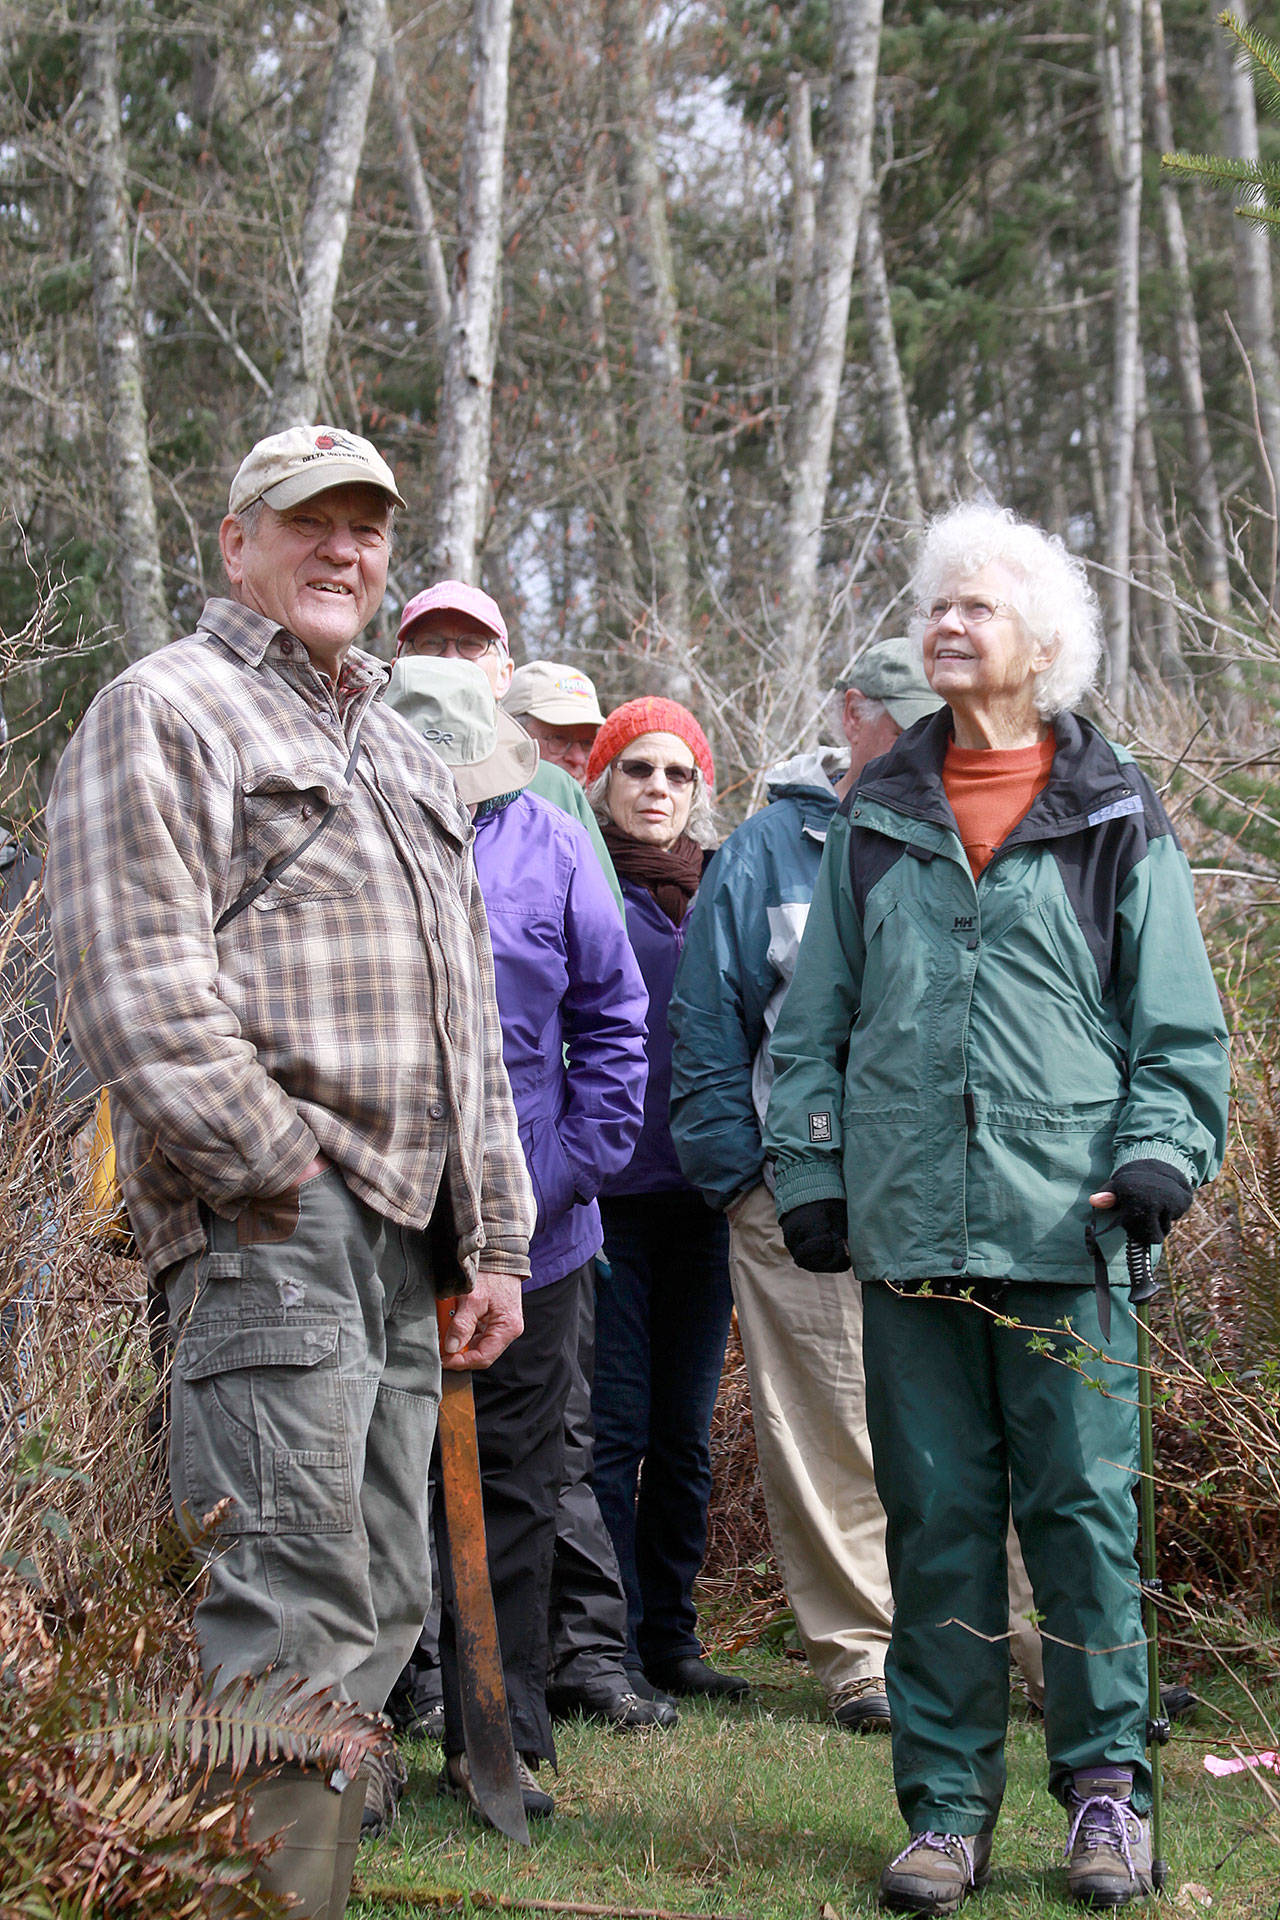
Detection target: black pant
<box><xmin>592</xmin><ymin>1192</ymin><xmax>733</xmax><ymax>1672</ymax></box>
<box><xmin>436</xmin><ymin>1265</ymin><xmax>580</xmax><ymax>1764</ymax></box>
<box><xmin>547</xmin><ymin>1266</ymin><xmax>633</xmax><ymax>1689</ymax></box>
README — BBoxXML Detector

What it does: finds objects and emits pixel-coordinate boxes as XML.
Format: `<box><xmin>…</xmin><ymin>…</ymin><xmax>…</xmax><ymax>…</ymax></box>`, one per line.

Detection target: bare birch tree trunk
<box><xmin>378</xmin><ymin>20</ymin><xmax>451</xmax><ymax>350</ymax></box>
<box><xmin>431</xmin><ymin>0</ymin><xmax>513</xmax><ymax>582</ymax></box>
<box><xmin>1073</xmin><ymin>289</ymin><xmax>1111</xmax><ymax>537</ymax></box>
<box><xmin>580</xmin><ymin>158</ymin><xmax>637</xmax><ymax>628</ymax></box>
<box><xmin>604</xmin><ymin>0</ymin><xmax>692</xmax><ymax>698</ymax></box>
<box><xmin>81</xmin><ymin>0</ymin><xmax>169</xmax><ymax>660</ymax></box>
<box><xmin>269</xmin><ymin>0</ymin><xmax>384</xmax><ymax>430</ymax></box>
<box><xmin>1147</xmin><ymin>0</ymin><xmax>1230</xmax><ymax>614</ymax></box>
<box><xmin>1134</xmin><ymin>352</ymin><xmax>1188</xmax><ymax>689</ymax></box>
<box><xmin>861</xmin><ymin>181</ymin><xmax>923</xmax><ymax>530</ymax></box>
<box><xmin>788</xmin><ymin>74</ymin><xmax>815</xmax><ymax>371</ymax></box>
<box><xmin>1213</xmin><ymin>3</ymin><xmax>1280</xmax><ymax>509</ymax></box>
<box><xmin>1101</xmin><ymin>0</ymin><xmax>1143</xmax><ymax>718</ymax></box>
<box><xmin>780</xmin><ymin>0</ymin><xmax>884</xmax><ymax>739</ymax></box>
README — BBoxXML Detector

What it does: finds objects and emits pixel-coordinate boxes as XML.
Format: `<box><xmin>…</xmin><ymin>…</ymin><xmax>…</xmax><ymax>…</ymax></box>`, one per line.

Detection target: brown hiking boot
<box><xmin>878</xmin><ymin>1830</ymin><xmax>993</xmax><ymax>1914</ymax></box>
<box><xmin>1064</xmin><ymin>1770</ymin><xmax>1153</xmax><ymax>1907</ymax></box>
<box><xmin>830</xmin><ymin>1674</ymin><xmax>892</xmax><ymax>1733</ymax></box>
<box><xmin>360</xmin><ymin>1739</ymin><xmax>408</xmax><ymax>1838</ymax></box>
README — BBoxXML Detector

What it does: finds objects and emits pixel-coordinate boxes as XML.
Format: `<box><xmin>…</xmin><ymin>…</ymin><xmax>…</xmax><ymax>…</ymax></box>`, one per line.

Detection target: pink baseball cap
<box><xmin>397</xmin><ymin>580</ymin><xmax>509</xmax><ymax>656</ymax></box>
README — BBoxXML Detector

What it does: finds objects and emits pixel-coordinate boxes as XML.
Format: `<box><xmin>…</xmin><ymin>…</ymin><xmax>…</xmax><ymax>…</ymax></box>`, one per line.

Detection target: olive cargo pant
<box><xmin>165</xmin><ymin>1167</ymin><xmax>441</xmax><ymax>1710</ymax></box>
<box><xmin>863</xmin><ymin>1281</ymin><xmax>1149</xmax><ymax>1835</ymax></box>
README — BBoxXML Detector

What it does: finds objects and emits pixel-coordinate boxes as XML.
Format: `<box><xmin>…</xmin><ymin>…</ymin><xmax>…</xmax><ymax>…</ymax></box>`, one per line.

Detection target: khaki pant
<box><xmin>165</xmin><ymin>1168</ymin><xmax>441</xmax><ymax>1710</ymax></box>
<box><xmin>729</xmin><ymin>1184</ymin><xmax>1045</xmax><ymax>1704</ymax></box>
<box><xmin>728</xmin><ymin>1183</ymin><xmax>892</xmax><ymax>1697</ymax></box>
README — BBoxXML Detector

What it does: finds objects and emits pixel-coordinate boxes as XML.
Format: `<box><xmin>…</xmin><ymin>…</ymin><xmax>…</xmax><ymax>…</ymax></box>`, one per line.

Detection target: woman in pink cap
<box><xmin>584</xmin><ymin>699</ymin><xmax>747</xmax><ymax>1704</ymax></box>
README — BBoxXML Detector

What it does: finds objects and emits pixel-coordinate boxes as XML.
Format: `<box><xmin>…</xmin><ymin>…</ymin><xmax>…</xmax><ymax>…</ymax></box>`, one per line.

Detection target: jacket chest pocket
<box><xmin>240</xmin><ymin>767</ymin><xmax>365</xmax><ymax>908</ymax></box>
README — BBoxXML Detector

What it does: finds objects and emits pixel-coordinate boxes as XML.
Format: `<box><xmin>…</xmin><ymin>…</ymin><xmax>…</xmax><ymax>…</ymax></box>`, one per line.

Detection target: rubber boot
<box><xmin>240</xmin><ymin>1764</ymin><xmax>346</xmax><ymax>1917</ymax></box>
<box><xmin>325</xmin><ymin>1770</ymin><xmax>366</xmax><ymax>1920</ymax></box>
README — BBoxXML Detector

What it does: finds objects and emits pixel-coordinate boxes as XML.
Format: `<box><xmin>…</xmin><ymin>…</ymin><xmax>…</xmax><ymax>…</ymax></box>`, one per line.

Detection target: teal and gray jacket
<box><xmin>764</xmin><ymin>710</ymin><xmax>1229</xmax><ymax>1285</ymax></box>
<box><xmin>669</xmin><ymin>749</ymin><xmax>844</xmax><ymax>1209</ymax></box>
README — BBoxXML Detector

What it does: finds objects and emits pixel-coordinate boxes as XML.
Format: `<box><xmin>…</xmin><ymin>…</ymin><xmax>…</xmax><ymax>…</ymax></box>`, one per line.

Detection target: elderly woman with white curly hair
<box><xmin>764</xmin><ymin>502</ymin><xmax>1228</xmax><ymax>1913</ymax></box>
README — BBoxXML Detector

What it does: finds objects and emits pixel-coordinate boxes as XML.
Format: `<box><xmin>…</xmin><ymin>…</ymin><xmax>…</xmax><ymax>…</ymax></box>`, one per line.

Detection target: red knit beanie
<box><xmin>586</xmin><ymin>697</ymin><xmax>715</xmax><ymax>788</ymax></box>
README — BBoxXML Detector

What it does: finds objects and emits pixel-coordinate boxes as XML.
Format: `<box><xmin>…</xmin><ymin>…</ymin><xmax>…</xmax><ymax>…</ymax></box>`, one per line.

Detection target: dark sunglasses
<box><xmin>615</xmin><ymin>756</ymin><xmax>698</xmax><ymax>789</ymax></box>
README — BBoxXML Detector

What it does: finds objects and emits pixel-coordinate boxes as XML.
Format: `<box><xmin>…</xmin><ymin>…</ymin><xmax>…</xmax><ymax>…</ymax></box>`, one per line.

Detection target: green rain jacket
<box><xmin>764</xmin><ymin>710</ymin><xmax>1229</xmax><ymax>1285</ymax></box>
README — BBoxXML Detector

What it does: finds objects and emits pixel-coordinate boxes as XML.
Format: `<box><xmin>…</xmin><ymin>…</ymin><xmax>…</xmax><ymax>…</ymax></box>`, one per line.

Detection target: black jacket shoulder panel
<box><xmin>1041</xmin><ymin>730</ymin><xmax>1174</xmax><ymax>998</ymax></box>
<box><xmin>846</xmin><ymin>824</ymin><xmax>909</xmax><ymax>923</ymax></box>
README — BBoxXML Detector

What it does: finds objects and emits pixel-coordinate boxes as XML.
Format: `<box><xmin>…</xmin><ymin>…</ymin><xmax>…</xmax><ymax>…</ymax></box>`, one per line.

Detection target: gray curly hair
<box><xmin>907</xmin><ymin>501</ymin><xmax>1103</xmax><ymax>718</ymax></box>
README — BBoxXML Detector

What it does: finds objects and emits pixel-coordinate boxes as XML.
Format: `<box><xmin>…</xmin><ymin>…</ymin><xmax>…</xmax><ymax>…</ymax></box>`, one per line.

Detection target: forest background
<box><xmin>2</xmin><ymin>0</ymin><xmax>1280</xmax><ymax>1910</ymax></box>
<box><xmin>6</xmin><ymin>0</ymin><xmax>1280</xmax><ymax>805</ymax></box>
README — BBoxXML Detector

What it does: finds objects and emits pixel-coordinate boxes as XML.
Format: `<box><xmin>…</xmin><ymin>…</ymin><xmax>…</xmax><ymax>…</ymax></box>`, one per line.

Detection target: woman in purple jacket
<box><xmin>386</xmin><ymin>660</ymin><xmax>650</xmax><ymax>1820</ymax></box>
<box><xmin>584</xmin><ymin>699</ymin><xmax>745</xmax><ymax>1702</ymax></box>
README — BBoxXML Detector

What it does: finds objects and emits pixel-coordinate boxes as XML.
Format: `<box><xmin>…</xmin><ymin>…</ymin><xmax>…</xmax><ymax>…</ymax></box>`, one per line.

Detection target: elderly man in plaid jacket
<box><xmin>47</xmin><ymin>426</ymin><xmax>534</xmax><ymax>1917</ymax></box>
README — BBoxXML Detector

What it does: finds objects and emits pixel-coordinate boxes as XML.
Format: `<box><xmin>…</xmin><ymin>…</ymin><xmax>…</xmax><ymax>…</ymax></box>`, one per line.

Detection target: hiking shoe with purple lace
<box><xmin>1064</xmin><ymin>1768</ymin><xmax>1153</xmax><ymax>1906</ymax></box>
<box><xmin>878</xmin><ymin>1830</ymin><xmax>993</xmax><ymax>1914</ymax></box>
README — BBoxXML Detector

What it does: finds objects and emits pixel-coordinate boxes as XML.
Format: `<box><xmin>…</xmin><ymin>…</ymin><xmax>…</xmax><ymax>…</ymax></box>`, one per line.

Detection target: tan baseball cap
<box><xmin>835</xmin><ymin>636</ymin><xmax>943</xmax><ymax>729</ymax></box>
<box><xmin>503</xmin><ymin>660</ymin><xmax>606</xmax><ymax>728</ymax></box>
<box><xmin>228</xmin><ymin>425</ymin><xmax>407</xmax><ymax>516</ymax></box>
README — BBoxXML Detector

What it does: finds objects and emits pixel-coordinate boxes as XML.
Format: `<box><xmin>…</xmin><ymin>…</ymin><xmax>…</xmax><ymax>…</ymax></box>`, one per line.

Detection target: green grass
<box><xmin>351</xmin><ymin>1648</ymin><xmax>1280</xmax><ymax>1919</ymax></box>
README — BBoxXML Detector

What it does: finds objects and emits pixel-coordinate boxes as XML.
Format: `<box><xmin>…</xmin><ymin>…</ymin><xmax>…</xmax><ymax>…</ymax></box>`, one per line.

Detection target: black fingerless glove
<box><xmin>780</xmin><ymin>1198</ymin><xmax>850</xmax><ymax>1273</ymax></box>
<box><xmin>1106</xmin><ymin>1159</ymin><xmax>1193</xmax><ymax>1244</ymax></box>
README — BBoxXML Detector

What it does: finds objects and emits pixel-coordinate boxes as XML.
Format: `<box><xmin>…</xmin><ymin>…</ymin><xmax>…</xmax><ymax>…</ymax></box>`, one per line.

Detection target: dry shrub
<box><xmin>702</xmin><ymin>1320</ymin><xmax>787</xmax><ymax>1644</ymax></box>
<box><xmin>1155</xmin><ymin>997</ymin><xmax>1280</xmax><ymax>1629</ymax></box>
<box><xmin>0</xmin><ymin>908</ymin><xmax>388</xmax><ymax>1915</ymax></box>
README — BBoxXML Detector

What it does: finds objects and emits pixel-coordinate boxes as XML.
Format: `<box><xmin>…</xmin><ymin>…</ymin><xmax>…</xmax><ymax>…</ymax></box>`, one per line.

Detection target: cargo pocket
<box><xmin>174</xmin><ymin>1318</ymin><xmax>352</xmax><ymax>1535</ymax></box>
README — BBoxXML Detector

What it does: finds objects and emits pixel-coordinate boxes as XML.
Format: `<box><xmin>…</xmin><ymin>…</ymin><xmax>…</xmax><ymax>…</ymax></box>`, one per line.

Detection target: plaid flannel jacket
<box><xmin>46</xmin><ymin>598</ymin><xmax>534</xmax><ymax>1284</ymax></box>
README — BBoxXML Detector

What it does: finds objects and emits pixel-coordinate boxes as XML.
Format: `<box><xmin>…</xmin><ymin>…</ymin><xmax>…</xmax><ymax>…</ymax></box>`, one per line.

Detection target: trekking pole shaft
<box><xmin>1127</xmin><ymin>1237</ymin><xmax>1168</xmax><ymax>1893</ymax></box>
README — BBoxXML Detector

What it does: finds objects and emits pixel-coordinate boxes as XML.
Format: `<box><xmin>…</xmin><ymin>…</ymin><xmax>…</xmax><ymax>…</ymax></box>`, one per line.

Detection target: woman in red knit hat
<box><xmin>583</xmin><ymin>700</ymin><xmax>748</xmax><ymax>1703</ymax></box>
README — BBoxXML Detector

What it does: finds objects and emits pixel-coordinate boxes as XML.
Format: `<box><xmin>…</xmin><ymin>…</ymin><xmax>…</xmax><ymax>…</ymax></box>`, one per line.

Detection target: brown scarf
<box><xmin>601</xmin><ymin>823</ymin><xmax>703</xmax><ymax>926</ymax></box>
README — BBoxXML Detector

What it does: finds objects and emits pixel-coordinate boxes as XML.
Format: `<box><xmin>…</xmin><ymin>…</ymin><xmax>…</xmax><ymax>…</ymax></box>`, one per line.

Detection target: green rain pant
<box><xmin>862</xmin><ymin>1281</ymin><xmax>1150</xmax><ymax>1837</ymax></box>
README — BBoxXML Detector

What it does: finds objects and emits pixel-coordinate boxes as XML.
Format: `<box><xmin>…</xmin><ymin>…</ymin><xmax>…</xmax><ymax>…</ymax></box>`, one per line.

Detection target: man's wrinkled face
<box><xmin>219</xmin><ymin>482</ymin><xmax>392</xmax><ymax>671</ymax></box>
<box><xmin>519</xmin><ymin>715</ymin><xmax>599</xmax><ymax>785</ymax></box>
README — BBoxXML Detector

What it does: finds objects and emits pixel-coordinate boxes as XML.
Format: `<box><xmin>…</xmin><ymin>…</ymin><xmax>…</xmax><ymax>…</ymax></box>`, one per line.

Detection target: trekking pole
<box><xmin>1127</xmin><ymin>1236</ymin><xmax>1169</xmax><ymax>1894</ymax></box>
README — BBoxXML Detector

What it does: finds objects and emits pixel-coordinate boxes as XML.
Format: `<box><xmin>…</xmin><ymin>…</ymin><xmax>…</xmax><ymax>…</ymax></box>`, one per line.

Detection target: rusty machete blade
<box><xmin>436</xmin><ymin>1303</ymin><xmax>530</xmax><ymax>1847</ymax></box>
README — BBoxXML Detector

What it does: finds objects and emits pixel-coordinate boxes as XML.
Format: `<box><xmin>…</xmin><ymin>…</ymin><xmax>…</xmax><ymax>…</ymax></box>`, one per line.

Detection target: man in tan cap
<box><xmin>46</xmin><ymin>426</ymin><xmax>534</xmax><ymax>1918</ymax></box>
<box><xmin>502</xmin><ymin>660</ymin><xmax>606</xmax><ymax>787</ymax></box>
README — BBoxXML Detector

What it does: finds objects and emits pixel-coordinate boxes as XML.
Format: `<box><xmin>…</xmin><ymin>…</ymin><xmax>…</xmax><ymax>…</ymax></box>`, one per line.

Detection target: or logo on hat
<box><xmin>315</xmin><ymin>434</ymin><xmax>336</xmax><ymax>450</ymax></box>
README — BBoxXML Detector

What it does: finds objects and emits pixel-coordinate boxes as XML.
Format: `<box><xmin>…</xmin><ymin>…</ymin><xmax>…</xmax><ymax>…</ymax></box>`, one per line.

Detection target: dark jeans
<box><xmin>592</xmin><ymin>1191</ymin><xmax>732</xmax><ymax>1673</ymax></box>
<box><xmin>435</xmin><ymin>1265</ymin><xmax>580</xmax><ymax>1765</ymax></box>
<box><xmin>547</xmin><ymin>1269</ymin><xmax>633</xmax><ymax>1689</ymax></box>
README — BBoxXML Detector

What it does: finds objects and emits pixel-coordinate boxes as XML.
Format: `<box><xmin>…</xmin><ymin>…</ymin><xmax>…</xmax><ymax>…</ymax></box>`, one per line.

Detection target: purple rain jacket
<box><xmin>600</xmin><ymin>876</ymin><xmax>700</xmax><ymax>1199</ymax></box>
<box><xmin>472</xmin><ymin>790</ymin><xmax>650</xmax><ymax>1289</ymax></box>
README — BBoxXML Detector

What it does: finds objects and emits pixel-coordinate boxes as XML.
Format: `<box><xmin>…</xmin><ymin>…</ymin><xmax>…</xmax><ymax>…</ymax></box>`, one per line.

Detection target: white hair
<box><xmin>586</xmin><ymin>764</ymin><xmax>718</xmax><ymax>849</ymax></box>
<box><xmin>907</xmin><ymin>501</ymin><xmax>1103</xmax><ymax>718</ymax></box>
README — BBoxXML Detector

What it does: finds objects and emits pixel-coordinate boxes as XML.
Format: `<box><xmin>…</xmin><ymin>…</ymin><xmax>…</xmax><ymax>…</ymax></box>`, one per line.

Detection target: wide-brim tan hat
<box><xmin>383</xmin><ymin>657</ymin><xmax>537</xmax><ymax>806</ymax></box>
<box><xmin>503</xmin><ymin>659</ymin><xmax>605</xmax><ymax>727</ymax></box>
<box><xmin>229</xmin><ymin>424</ymin><xmax>407</xmax><ymax>515</ymax></box>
